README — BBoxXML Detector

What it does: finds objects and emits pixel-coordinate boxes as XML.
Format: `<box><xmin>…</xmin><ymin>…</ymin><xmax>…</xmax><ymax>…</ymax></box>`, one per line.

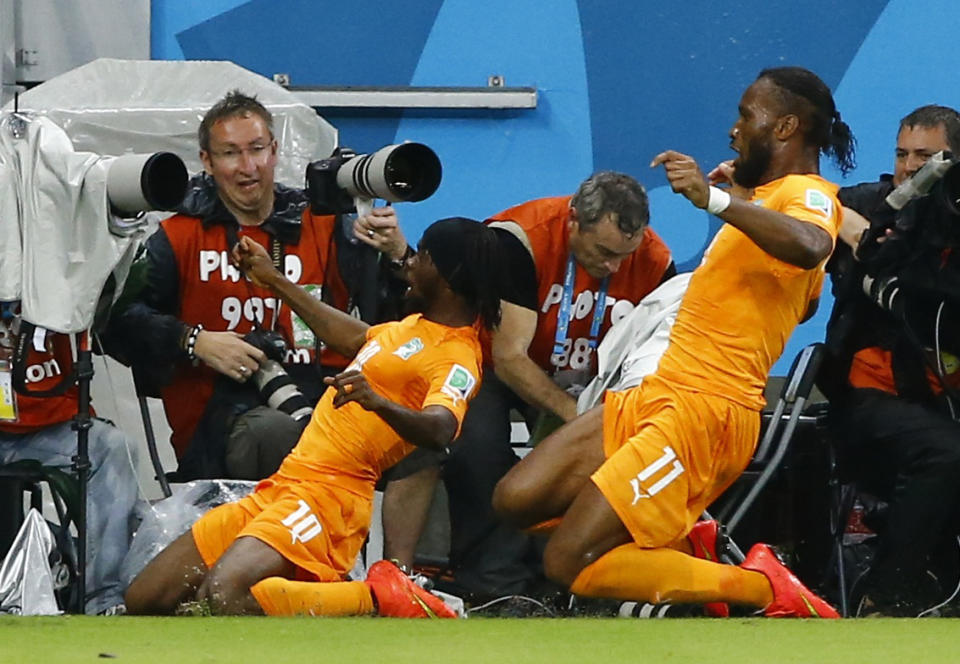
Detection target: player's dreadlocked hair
<box><xmin>758</xmin><ymin>67</ymin><xmax>857</xmax><ymax>176</ymax></box>
<box><xmin>420</xmin><ymin>217</ymin><xmax>504</xmax><ymax>330</ymax></box>
<box><xmin>199</xmin><ymin>89</ymin><xmax>274</xmax><ymax>152</ymax></box>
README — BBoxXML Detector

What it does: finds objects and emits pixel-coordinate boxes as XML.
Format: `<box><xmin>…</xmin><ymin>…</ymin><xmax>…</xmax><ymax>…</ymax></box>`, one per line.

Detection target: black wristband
<box><xmin>389</xmin><ymin>245</ymin><xmax>416</xmax><ymax>270</ymax></box>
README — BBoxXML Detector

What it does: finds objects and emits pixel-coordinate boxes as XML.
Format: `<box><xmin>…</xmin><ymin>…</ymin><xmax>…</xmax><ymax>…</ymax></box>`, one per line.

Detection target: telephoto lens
<box><xmin>250</xmin><ymin>360</ymin><xmax>313</xmax><ymax>422</ymax></box>
<box><xmin>243</xmin><ymin>329</ymin><xmax>313</xmax><ymax>421</ymax></box>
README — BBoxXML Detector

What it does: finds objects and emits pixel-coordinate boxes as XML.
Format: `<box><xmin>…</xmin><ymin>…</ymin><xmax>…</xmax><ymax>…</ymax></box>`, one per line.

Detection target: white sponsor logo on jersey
<box><xmin>393</xmin><ymin>337</ymin><xmax>424</xmax><ymax>360</ymax></box>
<box><xmin>804</xmin><ymin>188</ymin><xmax>833</xmax><ymax>219</ymax></box>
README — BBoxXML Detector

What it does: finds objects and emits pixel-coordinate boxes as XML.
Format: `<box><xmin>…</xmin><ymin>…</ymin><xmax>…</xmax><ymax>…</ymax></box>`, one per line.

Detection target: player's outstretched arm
<box><xmin>232</xmin><ymin>236</ymin><xmax>370</xmax><ymax>357</ymax></box>
<box><xmin>652</xmin><ymin>150</ymin><xmax>833</xmax><ymax>269</ymax></box>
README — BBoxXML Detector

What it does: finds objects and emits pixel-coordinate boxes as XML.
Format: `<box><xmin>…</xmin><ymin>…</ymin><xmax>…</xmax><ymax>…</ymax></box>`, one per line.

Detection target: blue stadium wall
<box><xmin>152</xmin><ymin>0</ymin><xmax>960</xmax><ymax>373</ymax></box>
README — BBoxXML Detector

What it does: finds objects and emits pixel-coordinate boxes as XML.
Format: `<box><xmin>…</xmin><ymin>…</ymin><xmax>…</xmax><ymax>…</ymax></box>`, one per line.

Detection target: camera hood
<box><xmin>106</xmin><ymin>151</ymin><xmax>189</xmax><ymax>217</ymax></box>
<box><xmin>335</xmin><ymin>142</ymin><xmax>442</xmax><ymax>203</ymax></box>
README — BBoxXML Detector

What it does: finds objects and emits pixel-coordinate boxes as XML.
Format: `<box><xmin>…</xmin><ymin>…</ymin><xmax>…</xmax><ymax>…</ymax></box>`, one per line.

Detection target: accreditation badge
<box><xmin>0</xmin><ymin>359</ymin><xmax>19</xmax><ymax>422</ymax></box>
<box><xmin>941</xmin><ymin>351</ymin><xmax>960</xmax><ymax>375</ymax></box>
<box><xmin>291</xmin><ymin>284</ymin><xmax>324</xmax><ymax>349</ymax></box>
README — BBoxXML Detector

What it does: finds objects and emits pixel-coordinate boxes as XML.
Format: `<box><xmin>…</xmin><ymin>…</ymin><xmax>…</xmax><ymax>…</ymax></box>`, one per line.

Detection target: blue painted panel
<box><xmin>151</xmin><ymin>0</ymin><xmax>960</xmax><ymax>375</ymax></box>
<box><xmin>176</xmin><ymin>0</ymin><xmax>444</xmax><ymax>86</ymax></box>
<box><xmin>391</xmin><ymin>0</ymin><xmax>592</xmax><ymax>237</ymax></box>
<box><xmin>151</xmin><ymin>0</ymin><xmax>249</xmax><ymax>60</ymax></box>
<box><xmin>579</xmin><ymin>1</ymin><xmax>889</xmax><ymax>184</ymax></box>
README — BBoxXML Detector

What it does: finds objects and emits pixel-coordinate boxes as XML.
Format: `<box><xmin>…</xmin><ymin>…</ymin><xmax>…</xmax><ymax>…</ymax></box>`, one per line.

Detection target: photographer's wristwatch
<box><xmin>389</xmin><ymin>245</ymin><xmax>415</xmax><ymax>270</ymax></box>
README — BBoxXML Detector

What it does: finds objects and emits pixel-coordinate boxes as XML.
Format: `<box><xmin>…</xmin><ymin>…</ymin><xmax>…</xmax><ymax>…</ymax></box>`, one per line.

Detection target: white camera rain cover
<box><xmin>0</xmin><ymin>508</ymin><xmax>62</xmax><ymax>615</ymax></box>
<box><xmin>7</xmin><ymin>58</ymin><xmax>337</xmax><ymax>187</ymax></box>
<box><xmin>0</xmin><ymin>113</ymin><xmax>142</xmax><ymax>334</ymax></box>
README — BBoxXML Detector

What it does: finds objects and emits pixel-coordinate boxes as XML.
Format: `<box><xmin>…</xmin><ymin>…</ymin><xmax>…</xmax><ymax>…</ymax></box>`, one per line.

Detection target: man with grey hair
<box><xmin>381</xmin><ymin>171</ymin><xmax>676</xmax><ymax>600</ymax></box>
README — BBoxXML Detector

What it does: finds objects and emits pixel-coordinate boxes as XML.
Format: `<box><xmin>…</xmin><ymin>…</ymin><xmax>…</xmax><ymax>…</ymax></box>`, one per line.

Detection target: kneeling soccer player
<box><xmin>125</xmin><ymin>217</ymin><xmax>502</xmax><ymax>617</ymax></box>
<box><xmin>494</xmin><ymin>67</ymin><xmax>854</xmax><ymax>618</ymax></box>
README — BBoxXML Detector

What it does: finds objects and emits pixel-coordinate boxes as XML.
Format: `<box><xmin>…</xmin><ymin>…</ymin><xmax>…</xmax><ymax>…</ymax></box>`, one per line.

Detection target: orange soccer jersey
<box><xmin>192</xmin><ymin>313</ymin><xmax>482</xmax><ymax>580</ymax></box>
<box><xmin>593</xmin><ymin>174</ymin><xmax>841</xmax><ymax>547</ymax></box>
<box><xmin>655</xmin><ymin>174</ymin><xmax>840</xmax><ymax>411</ymax></box>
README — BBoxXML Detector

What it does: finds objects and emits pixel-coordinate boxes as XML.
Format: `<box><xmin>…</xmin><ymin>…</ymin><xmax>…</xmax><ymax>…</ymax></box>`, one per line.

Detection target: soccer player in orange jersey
<box><xmin>124</xmin><ymin>217</ymin><xmax>503</xmax><ymax>617</ymax></box>
<box><xmin>493</xmin><ymin>67</ymin><xmax>856</xmax><ymax>618</ymax></box>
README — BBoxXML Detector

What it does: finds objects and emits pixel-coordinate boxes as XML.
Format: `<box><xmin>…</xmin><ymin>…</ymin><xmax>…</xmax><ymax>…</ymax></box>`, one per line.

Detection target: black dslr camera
<box><xmin>243</xmin><ymin>328</ymin><xmax>313</xmax><ymax>422</ymax></box>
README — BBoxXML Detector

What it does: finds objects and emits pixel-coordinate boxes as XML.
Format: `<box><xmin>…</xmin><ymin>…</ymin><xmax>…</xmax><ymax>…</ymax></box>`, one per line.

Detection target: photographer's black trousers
<box><xmin>831</xmin><ymin>388</ymin><xmax>960</xmax><ymax>609</ymax></box>
<box><xmin>441</xmin><ymin>373</ymin><xmax>543</xmax><ymax>597</ymax></box>
<box><xmin>386</xmin><ymin>372</ymin><xmax>542</xmax><ymax>597</ymax></box>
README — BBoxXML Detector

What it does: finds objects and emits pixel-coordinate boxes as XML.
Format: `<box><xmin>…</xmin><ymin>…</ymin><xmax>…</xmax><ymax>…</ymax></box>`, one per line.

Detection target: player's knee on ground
<box><xmin>123</xmin><ymin>575</ymin><xmax>153</xmax><ymax>615</ymax></box>
<box><xmin>196</xmin><ymin>566</ymin><xmax>258</xmax><ymax>615</ymax></box>
<box><xmin>541</xmin><ymin>534</ymin><xmax>585</xmax><ymax>589</ymax></box>
<box><xmin>125</xmin><ymin>530</ymin><xmax>210</xmax><ymax>615</ymax></box>
<box><xmin>125</xmin><ymin>568</ymin><xmax>186</xmax><ymax>615</ymax></box>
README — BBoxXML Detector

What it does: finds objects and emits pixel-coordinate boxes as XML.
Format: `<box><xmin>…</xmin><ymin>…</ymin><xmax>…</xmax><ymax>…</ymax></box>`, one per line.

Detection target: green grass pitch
<box><xmin>2</xmin><ymin>616</ymin><xmax>958</xmax><ymax>664</ymax></box>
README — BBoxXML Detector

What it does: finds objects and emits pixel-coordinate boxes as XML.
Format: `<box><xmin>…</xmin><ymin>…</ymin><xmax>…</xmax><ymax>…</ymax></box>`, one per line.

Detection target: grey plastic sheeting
<box><xmin>7</xmin><ymin>58</ymin><xmax>338</xmax><ymax>186</ymax></box>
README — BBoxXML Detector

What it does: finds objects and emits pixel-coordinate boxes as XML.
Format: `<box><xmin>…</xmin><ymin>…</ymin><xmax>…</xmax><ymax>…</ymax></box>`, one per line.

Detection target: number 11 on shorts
<box><xmin>629</xmin><ymin>445</ymin><xmax>685</xmax><ymax>505</ymax></box>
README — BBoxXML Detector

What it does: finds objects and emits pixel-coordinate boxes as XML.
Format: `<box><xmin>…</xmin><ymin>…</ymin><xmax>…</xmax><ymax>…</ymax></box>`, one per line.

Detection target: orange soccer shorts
<box><xmin>191</xmin><ymin>477</ymin><xmax>372</xmax><ymax>581</ymax></box>
<box><xmin>592</xmin><ymin>374</ymin><xmax>759</xmax><ymax>548</ymax></box>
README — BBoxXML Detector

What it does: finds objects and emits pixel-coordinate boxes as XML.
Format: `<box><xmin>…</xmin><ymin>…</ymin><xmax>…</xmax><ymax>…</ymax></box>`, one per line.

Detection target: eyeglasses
<box><xmin>207</xmin><ymin>141</ymin><xmax>275</xmax><ymax>165</ymax></box>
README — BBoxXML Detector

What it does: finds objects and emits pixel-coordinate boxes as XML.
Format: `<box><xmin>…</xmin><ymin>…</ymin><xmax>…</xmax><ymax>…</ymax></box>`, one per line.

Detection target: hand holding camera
<box><xmin>193</xmin><ymin>330</ymin><xmax>265</xmax><ymax>383</ymax></box>
<box><xmin>241</xmin><ymin>328</ymin><xmax>314</xmax><ymax>422</ymax></box>
<box><xmin>352</xmin><ymin>206</ymin><xmax>409</xmax><ymax>261</ymax></box>
<box><xmin>305</xmin><ymin>143</ymin><xmax>442</xmax><ymax>218</ymax></box>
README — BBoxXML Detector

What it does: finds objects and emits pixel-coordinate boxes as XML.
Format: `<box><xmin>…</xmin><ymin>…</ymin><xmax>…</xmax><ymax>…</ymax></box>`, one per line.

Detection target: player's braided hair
<box><xmin>420</xmin><ymin>217</ymin><xmax>504</xmax><ymax>330</ymax></box>
<box><xmin>758</xmin><ymin>67</ymin><xmax>857</xmax><ymax>176</ymax></box>
<box><xmin>199</xmin><ymin>89</ymin><xmax>274</xmax><ymax>152</ymax></box>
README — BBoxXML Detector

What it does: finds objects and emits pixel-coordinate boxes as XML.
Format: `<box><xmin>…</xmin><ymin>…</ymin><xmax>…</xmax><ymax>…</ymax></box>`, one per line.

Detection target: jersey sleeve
<box><xmin>365</xmin><ymin>320</ymin><xmax>392</xmax><ymax>342</ymax></box>
<box><xmin>777</xmin><ymin>177</ymin><xmax>841</xmax><ymax>241</ymax></box>
<box><xmin>418</xmin><ymin>338</ymin><xmax>482</xmax><ymax>436</ymax></box>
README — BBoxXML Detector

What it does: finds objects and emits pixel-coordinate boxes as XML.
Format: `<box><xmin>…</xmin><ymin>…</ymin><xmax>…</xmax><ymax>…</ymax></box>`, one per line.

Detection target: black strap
<box><xmin>225</xmin><ymin>221</ymin><xmax>284</xmax><ymax>332</ymax></box>
<box><xmin>224</xmin><ymin>221</ymin><xmax>284</xmax><ymax>272</ymax></box>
